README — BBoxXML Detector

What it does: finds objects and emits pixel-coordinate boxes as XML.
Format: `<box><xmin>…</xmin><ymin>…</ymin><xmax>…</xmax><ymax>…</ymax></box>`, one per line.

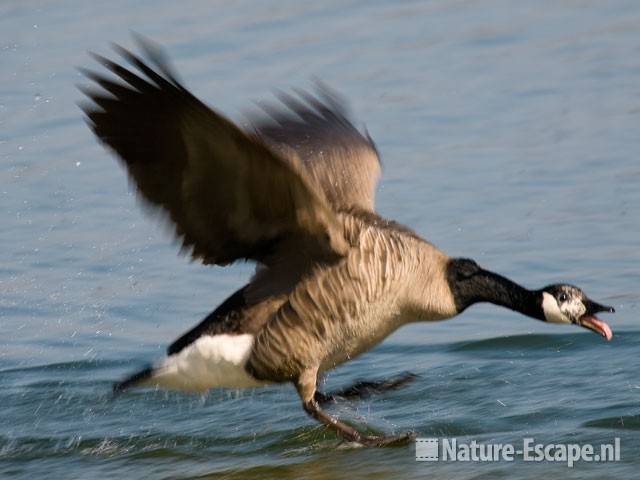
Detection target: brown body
<box><xmin>247</xmin><ymin>211</ymin><xmax>456</xmax><ymax>383</ymax></box>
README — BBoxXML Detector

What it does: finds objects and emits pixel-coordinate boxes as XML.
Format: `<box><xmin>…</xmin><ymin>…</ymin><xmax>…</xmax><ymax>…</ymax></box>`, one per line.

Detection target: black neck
<box><xmin>446</xmin><ymin>258</ymin><xmax>544</xmax><ymax>321</ymax></box>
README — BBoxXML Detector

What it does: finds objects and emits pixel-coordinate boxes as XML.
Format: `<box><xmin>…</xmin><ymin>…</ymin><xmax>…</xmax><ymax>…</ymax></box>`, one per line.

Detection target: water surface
<box><xmin>1</xmin><ymin>1</ymin><xmax>639</xmax><ymax>478</ymax></box>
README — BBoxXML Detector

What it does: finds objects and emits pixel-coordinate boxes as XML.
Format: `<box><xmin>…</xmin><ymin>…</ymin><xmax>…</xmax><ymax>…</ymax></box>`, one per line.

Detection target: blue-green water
<box><xmin>2</xmin><ymin>1</ymin><xmax>639</xmax><ymax>478</ymax></box>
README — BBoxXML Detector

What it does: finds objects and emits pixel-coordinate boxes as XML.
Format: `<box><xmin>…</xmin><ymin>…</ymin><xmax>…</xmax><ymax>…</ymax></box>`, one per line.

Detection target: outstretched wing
<box><xmin>79</xmin><ymin>39</ymin><xmax>348</xmax><ymax>266</ymax></box>
<box><xmin>253</xmin><ymin>84</ymin><xmax>381</xmax><ymax>212</ymax></box>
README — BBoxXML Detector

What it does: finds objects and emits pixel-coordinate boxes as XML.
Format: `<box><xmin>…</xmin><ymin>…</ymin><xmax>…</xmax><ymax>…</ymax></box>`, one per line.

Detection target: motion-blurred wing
<box><xmin>79</xmin><ymin>39</ymin><xmax>348</xmax><ymax>266</ymax></box>
<box><xmin>253</xmin><ymin>84</ymin><xmax>381</xmax><ymax>212</ymax></box>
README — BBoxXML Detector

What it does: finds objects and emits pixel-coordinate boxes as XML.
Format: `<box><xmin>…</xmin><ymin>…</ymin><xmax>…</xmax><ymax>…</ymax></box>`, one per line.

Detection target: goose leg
<box><xmin>314</xmin><ymin>372</ymin><xmax>418</xmax><ymax>404</ymax></box>
<box><xmin>296</xmin><ymin>368</ymin><xmax>416</xmax><ymax>447</ymax></box>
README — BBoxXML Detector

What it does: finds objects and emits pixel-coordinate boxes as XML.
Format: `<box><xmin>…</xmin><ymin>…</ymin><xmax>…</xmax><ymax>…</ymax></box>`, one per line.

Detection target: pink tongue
<box><xmin>584</xmin><ymin>316</ymin><xmax>613</xmax><ymax>341</ymax></box>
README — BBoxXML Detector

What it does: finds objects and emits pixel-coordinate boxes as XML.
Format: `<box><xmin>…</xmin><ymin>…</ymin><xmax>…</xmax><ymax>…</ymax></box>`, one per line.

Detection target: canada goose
<box><xmin>79</xmin><ymin>37</ymin><xmax>615</xmax><ymax>446</ymax></box>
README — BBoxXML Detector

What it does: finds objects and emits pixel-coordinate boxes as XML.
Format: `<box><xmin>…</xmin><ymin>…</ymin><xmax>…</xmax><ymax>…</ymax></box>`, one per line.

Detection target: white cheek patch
<box><xmin>542</xmin><ymin>292</ymin><xmax>569</xmax><ymax>324</ymax></box>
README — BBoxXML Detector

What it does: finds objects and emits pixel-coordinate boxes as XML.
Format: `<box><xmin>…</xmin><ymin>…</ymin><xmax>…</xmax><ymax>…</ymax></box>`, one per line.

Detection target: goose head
<box><xmin>540</xmin><ymin>284</ymin><xmax>614</xmax><ymax>340</ymax></box>
<box><xmin>444</xmin><ymin>258</ymin><xmax>614</xmax><ymax>340</ymax></box>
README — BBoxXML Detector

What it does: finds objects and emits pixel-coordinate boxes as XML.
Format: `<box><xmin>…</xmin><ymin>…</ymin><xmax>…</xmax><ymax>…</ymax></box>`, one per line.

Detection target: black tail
<box><xmin>113</xmin><ymin>365</ymin><xmax>154</xmax><ymax>395</ymax></box>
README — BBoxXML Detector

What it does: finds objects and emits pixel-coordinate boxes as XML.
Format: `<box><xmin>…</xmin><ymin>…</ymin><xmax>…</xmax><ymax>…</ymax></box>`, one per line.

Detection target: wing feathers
<box><xmin>80</xmin><ymin>39</ymin><xmax>347</xmax><ymax>266</ymax></box>
<box><xmin>253</xmin><ymin>84</ymin><xmax>381</xmax><ymax>212</ymax></box>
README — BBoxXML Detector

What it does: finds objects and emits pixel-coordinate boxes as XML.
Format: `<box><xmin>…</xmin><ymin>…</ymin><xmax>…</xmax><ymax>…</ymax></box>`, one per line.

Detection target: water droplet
<box><xmin>17</xmin><ymin>145</ymin><xmax>23</xmax><ymax>151</ymax></box>
<box><xmin>75</xmin><ymin>161</ymin><xmax>81</xmax><ymax>167</ymax></box>
<box><xmin>34</xmin><ymin>93</ymin><xmax>41</xmax><ymax>102</ymax></box>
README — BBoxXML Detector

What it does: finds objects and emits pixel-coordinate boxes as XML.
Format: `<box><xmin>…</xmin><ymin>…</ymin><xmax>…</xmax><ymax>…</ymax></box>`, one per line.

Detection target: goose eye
<box><xmin>558</xmin><ymin>293</ymin><xmax>568</xmax><ymax>302</ymax></box>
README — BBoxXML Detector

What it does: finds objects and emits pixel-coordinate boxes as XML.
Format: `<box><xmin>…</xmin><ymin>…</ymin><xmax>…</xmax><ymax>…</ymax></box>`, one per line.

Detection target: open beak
<box><xmin>579</xmin><ymin>299</ymin><xmax>615</xmax><ymax>341</ymax></box>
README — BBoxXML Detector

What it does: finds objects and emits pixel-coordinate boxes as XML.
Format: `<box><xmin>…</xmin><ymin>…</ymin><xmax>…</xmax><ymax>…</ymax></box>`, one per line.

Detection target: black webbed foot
<box><xmin>298</xmin><ymin>368</ymin><xmax>418</xmax><ymax>448</ymax></box>
<box><xmin>314</xmin><ymin>372</ymin><xmax>418</xmax><ymax>404</ymax></box>
<box><xmin>347</xmin><ymin>430</ymin><xmax>417</xmax><ymax>447</ymax></box>
<box><xmin>302</xmin><ymin>398</ymin><xmax>416</xmax><ymax>447</ymax></box>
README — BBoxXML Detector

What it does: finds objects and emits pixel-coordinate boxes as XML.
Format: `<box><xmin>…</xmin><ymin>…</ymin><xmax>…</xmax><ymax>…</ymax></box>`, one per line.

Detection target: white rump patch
<box><xmin>147</xmin><ymin>334</ymin><xmax>266</xmax><ymax>392</ymax></box>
